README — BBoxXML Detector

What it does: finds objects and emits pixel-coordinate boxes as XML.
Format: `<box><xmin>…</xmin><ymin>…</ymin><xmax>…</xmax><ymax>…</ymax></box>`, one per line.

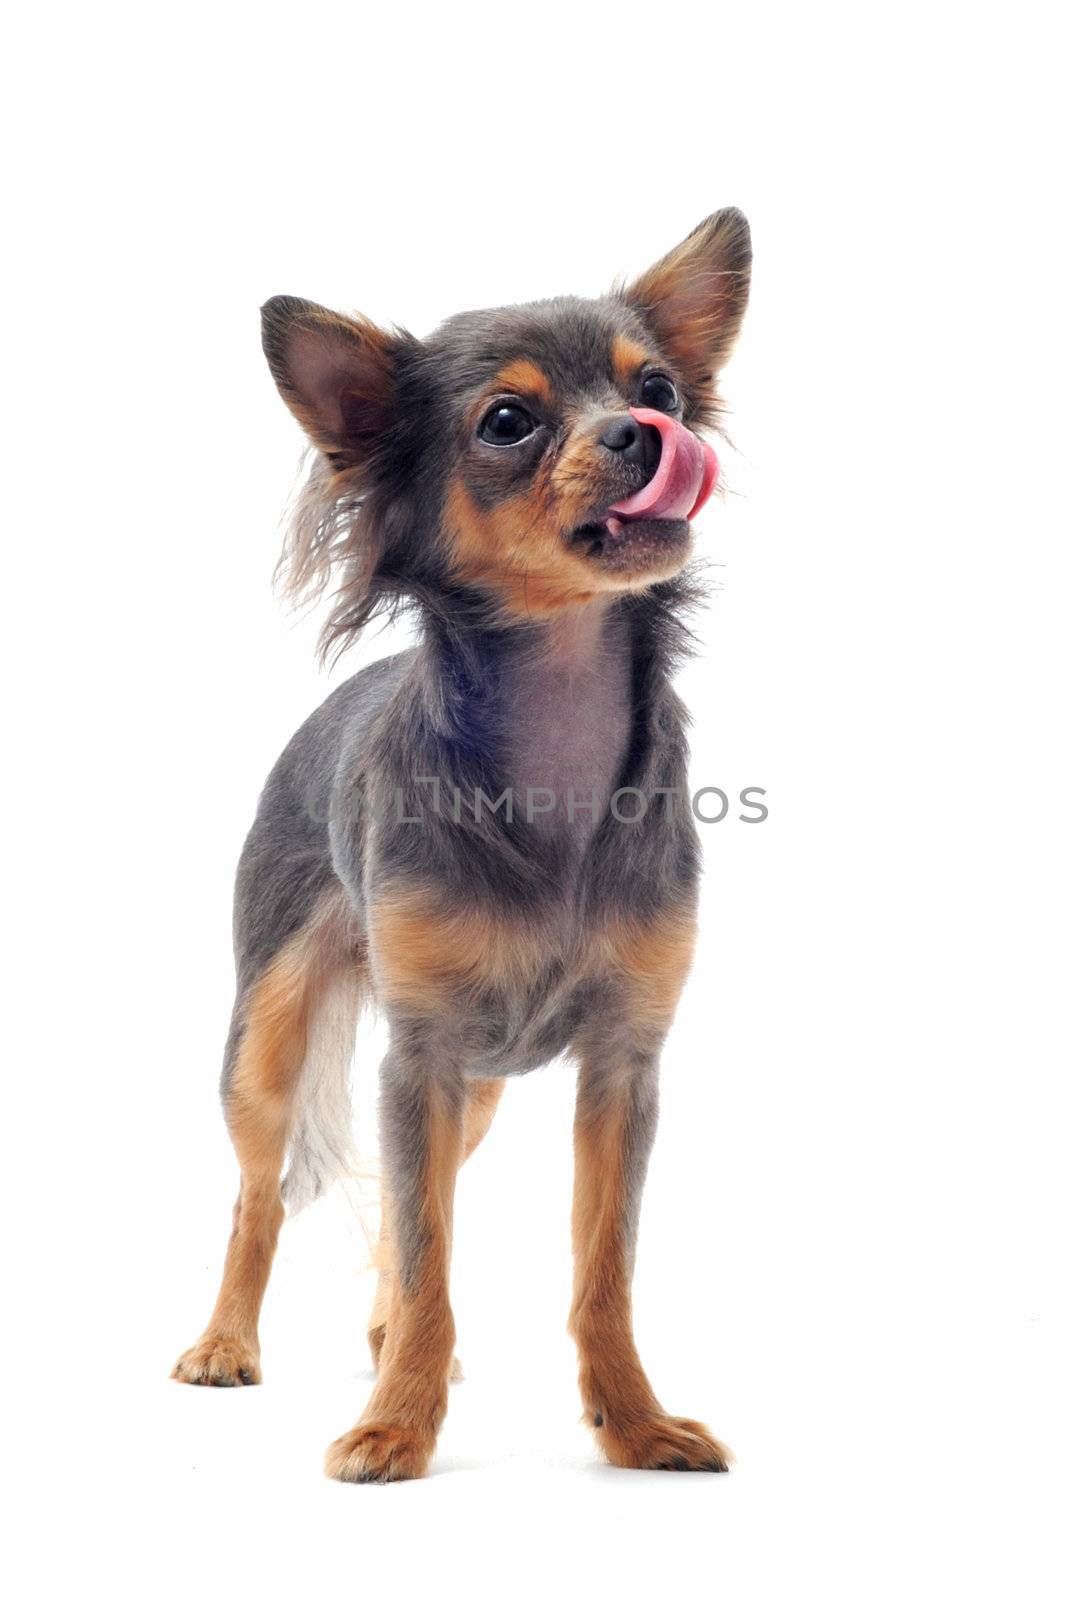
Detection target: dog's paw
<box><xmin>325</xmin><ymin>1421</ymin><xmax>434</xmax><ymax>1483</ymax></box>
<box><xmin>590</xmin><ymin>1409</ymin><xmax>731</xmax><ymax>1472</ymax></box>
<box><xmin>171</xmin><ymin>1335</ymin><xmax>260</xmax><ymax>1387</ymax></box>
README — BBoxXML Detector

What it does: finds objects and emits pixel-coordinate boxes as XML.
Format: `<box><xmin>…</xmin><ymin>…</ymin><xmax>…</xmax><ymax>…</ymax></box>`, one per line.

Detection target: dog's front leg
<box><xmin>326</xmin><ymin>1047</ymin><xmax>465</xmax><ymax>1483</ymax></box>
<box><xmin>569</xmin><ymin>1041</ymin><xmax>731</xmax><ymax>1472</ymax></box>
<box><xmin>368</xmin><ymin>1076</ymin><xmax>504</xmax><ymax>1376</ymax></box>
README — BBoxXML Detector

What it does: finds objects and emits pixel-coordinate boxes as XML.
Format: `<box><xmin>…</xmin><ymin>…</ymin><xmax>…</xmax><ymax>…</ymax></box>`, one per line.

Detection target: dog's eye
<box><xmin>640</xmin><ymin>373</ymin><xmax>679</xmax><ymax>412</ymax></box>
<box><xmin>479</xmin><ymin>403</ymin><xmax>536</xmax><ymax>446</ymax></box>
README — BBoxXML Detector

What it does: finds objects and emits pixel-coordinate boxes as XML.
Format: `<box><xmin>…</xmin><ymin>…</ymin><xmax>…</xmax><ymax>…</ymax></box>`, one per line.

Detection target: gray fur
<box><xmin>222</xmin><ymin>594</ymin><xmax>695</xmax><ymax>1269</ymax></box>
<box><xmin>185</xmin><ymin>217</ymin><xmax>750</xmax><ymax>1475</ymax></box>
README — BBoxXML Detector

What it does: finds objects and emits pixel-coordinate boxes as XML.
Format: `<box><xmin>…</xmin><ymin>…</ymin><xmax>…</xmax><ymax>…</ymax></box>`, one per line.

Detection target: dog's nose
<box><xmin>599</xmin><ymin>415</ymin><xmax>662</xmax><ymax>476</ymax></box>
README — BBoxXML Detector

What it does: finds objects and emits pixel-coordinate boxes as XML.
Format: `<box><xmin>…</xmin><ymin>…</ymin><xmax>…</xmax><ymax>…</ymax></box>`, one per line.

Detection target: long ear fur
<box><xmin>623</xmin><ymin>208</ymin><xmax>751</xmax><ymax>426</ymax></box>
<box><xmin>260</xmin><ymin>296</ymin><xmax>415</xmax><ymax>661</ymax></box>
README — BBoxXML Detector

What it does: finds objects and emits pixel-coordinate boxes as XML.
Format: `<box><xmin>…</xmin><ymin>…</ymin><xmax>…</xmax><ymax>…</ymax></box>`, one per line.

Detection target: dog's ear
<box><xmin>260</xmin><ymin>296</ymin><xmax>403</xmax><ymax>464</ymax></box>
<box><xmin>623</xmin><ymin>209</ymin><xmax>751</xmax><ymax>407</ymax></box>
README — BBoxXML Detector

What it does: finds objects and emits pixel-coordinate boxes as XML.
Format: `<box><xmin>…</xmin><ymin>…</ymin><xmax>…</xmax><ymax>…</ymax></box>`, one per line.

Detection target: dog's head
<box><xmin>262</xmin><ymin>210</ymin><xmax>750</xmax><ymax>655</ymax></box>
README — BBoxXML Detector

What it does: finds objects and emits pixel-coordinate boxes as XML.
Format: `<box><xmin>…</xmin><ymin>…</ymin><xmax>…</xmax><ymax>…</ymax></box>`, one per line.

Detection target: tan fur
<box><xmin>625</xmin><ymin>209</ymin><xmax>750</xmax><ymax>426</ymax></box>
<box><xmin>570</xmin><ymin>1073</ymin><xmax>731</xmax><ymax>1471</ymax></box>
<box><xmin>326</xmin><ymin>1081</ymin><xmax>465</xmax><ymax>1482</ymax></box>
<box><xmin>172</xmin><ymin>895</ymin><xmax>355</xmax><ymax>1386</ymax></box>
<box><xmin>492</xmin><ymin>358</ymin><xmax>553</xmax><ymax>404</ymax></box>
<box><xmin>462</xmin><ymin>1076</ymin><xmax>506</xmax><ymax>1155</ymax></box>
<box><xmin>372</xmin><ymin>887</ymin><xmax>695</xmax><ymax>1020</ymax></box>
<box><xmin>443</xmin><ymin>424</ymin><xmax>688</xmax><ymax>618</ymax></box>
<box><xmin>370</xmin><ymin>885</ymin><xmax>548</xmax><ymax>1005</ymax></box>
<box><xmin>181</xmin><ymin>222</ymin><xmax>750</xmax><ymax>1474</ymax></box>
<box><xmin>611</xmin><ymin>333</ymin><xmax>653</xmax><ymax>389</ymax></box>
<box><xmin>368</xmin><ymin>1078</ymin><xmax>505</xmax><ymax>1374</ymax></box>
<box><xmin>444</xmin><ymin>477</ymin><xmax>601</xmax><ymax>616</ymax></box>
<box><xmin>568</xmin><ymin>903</ymin><xmax>728</xmax><ymax>1469</ymax></box>
<box><xmin>594</xmin><ymin>907</ymin><xmax>698</xmax><ymax>1034</ymax></box>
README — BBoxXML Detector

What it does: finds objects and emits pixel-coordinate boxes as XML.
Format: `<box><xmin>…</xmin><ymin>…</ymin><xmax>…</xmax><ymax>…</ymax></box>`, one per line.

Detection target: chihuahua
<box><xmin>172</xmin><ymin>210</ymin><xmax>752</xmax><ymax>1481</ymax></box>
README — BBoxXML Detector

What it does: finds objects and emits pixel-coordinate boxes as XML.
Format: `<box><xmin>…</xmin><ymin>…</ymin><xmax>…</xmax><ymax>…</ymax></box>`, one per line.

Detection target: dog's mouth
<box><xmin>569</xmin><ymin>513</ymin><xmax>694</xmax><ymax>576</ymax></box>
<box><xmin>569</xmin><ymin>409</ymin><xmax>719</xmax><ymax>578</ymax></box>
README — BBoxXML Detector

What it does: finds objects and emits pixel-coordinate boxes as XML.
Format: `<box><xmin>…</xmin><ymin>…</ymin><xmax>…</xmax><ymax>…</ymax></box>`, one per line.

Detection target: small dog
<box><xmin>173</xmin><ymin>210</ymin><xmax>751</xmax><ymax>1481</ymax></box>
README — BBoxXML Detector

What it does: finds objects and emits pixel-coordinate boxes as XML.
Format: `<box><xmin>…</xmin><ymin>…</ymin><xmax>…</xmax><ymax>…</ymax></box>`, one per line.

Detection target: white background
<box><xmin>4</xmin><ymin>4</ymin><xmax>1064</xmax><ymax>1597</ymax></box>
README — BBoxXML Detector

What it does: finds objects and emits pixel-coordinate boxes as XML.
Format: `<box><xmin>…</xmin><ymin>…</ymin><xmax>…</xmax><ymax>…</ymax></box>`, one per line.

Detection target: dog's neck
<box><xmin>502</xmin><ymin>599</ymin><xmax>633</xmax><ymax>840</ymax></box>
<box><xmin>420</xmin><ymin>595</ymin><xmax>636</xmax><ymax>846</ymax></box>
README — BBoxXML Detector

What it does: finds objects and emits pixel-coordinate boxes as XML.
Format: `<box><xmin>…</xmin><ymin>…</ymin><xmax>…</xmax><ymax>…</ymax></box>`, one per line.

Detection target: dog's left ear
<box><xmin>260</xmin><ymin>295</ymin><xmax>406</xmax><ymax>466</ymax></box>
<box><xmin>623</xmin><ymin>209</ymin><xmax>751</xmax><ymax>408</ymax></box>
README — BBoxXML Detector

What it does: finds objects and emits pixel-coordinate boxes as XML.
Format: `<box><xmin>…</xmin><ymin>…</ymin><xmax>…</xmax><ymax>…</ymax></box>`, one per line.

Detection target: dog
<box><xmin>172</xmin><ymin>209</ymin><xmax>751</xmax><ymax>1481</ymax></box>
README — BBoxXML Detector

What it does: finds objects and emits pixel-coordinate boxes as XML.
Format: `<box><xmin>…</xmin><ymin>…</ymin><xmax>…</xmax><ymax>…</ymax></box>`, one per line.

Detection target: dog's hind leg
<box><xmin>173</xmin><ymin>891</ymin><xmax>361</xmax><ymax>1386</ymax></box>
<box><xmin>367</xmin><ymin>1077</ymin><xmax>504</xmax><ymax>1377</ymax></box>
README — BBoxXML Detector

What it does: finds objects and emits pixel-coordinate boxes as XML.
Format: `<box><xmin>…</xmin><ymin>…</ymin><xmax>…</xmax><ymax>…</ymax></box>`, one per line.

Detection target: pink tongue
<box><xmin>608</xmin><ymin>407</ymin><xmax>719</xmax><ymax>523</ymax></box>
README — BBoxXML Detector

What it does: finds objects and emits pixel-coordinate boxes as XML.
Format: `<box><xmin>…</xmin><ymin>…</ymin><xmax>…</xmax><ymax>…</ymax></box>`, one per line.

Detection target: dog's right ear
<box><xmin>260</xmin><ymin>296</ymin><xmax>403</xmax><ymax>465</ymax></box>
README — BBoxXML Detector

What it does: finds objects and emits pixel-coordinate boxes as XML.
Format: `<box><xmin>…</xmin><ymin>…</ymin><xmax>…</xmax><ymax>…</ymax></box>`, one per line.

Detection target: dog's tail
<box><xmin>280</xmin><ymin>965</ymin><xmax>378</xmax><ymax>1238</ymax></box>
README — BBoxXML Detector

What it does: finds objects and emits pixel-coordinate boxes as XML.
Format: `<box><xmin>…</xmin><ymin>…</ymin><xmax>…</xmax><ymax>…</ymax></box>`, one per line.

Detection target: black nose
<box><xmin>599</xmin><ymin>415</ymin><xmax>661</xmax><ymax>476</ymax></box>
